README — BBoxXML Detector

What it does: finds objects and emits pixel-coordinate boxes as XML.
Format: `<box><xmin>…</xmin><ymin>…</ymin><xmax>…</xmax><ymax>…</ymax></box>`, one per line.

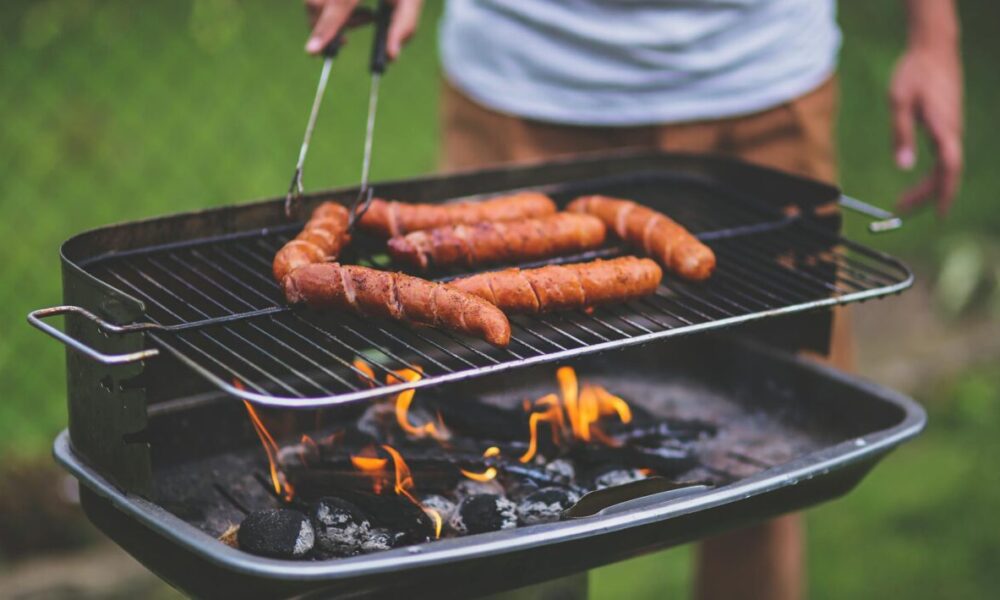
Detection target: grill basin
<box><xmin>55</xmin><ymin>337</ymin><xmax>924</xmax><ymax>599</ymax></box>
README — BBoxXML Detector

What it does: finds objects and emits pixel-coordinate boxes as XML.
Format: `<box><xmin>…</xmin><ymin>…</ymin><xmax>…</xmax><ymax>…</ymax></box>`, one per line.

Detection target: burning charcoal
<box><xmin>237</xmin><ymin>509</ymin><xmax>315</xmax><ymax>559</ymax></box>
<box><xmin>311</xmin><ymin>497</ymin><xmax>372</xmax><ymax>557</ymax></box>
<box><xmin>427</xmin><ymin>397</ymin><xmax>528</xmax><ymax>441</ymax></box>
<box><xmin>455</xmin><ymin>478</ymin><xmax>505</xmax><ymax>498</ymax></box>
<box><xmin>502</xmin><ymin>476</ymin><xmax>540</xmax><ymax>502</ymax></box>
<box><xmin>421</xmin><ymin>494</ymin><xmax>457</xmax><ymax>524</ymax></box>
<box><xmin>593</xmin><ymin>468</ymin><xmax>647</xmax><ymax>490</ymax></box>
<box><xmin>448</xmin><ymin>494</ymin><xmax>518</xmax><ymax>535</ymax></box>
<box><xmin>360</xmin><ymin>528</ymin><xmax>400</xmax><ymax>554</ymax></box>
<box><xmin>543</xmin><ymin>459</ymin><xmax>575</xmax><ymax>485</ymax></box>
<box><xmin>516</xmin><ymin>487</ymin><xmax>580</xmax><ymax>525</ymax></box>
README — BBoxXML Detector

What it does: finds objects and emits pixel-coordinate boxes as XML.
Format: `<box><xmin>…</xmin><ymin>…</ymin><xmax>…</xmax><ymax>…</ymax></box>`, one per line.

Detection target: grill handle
<box><xmin>28</xmin><ymin>305</ymin><xmax>160</xmax><ymax>365</ymax></box>
<box><xmin>838</xmin><ymin>194</ymin><xmax>903</xmax><ymax>233</ymax></box>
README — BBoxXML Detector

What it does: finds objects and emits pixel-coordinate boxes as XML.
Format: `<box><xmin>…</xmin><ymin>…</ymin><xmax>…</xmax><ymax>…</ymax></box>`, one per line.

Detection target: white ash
<box><xmin>360</xmin><ymin>529</ymin><xmax>397</xmax><ymax>554</ymax></box>
<box><xmin>455</xmin><ymin>478</ymin><xmax>505</xmax><ymax>498</ymax></box>
<box><xmin>311</xmin><ymin>498</ymin><xmax>371</xmax><ymax>556</ymax></box>
<box><xmin>448</xmin><ymin>494</ymin><xmax>518</xmax><ymax>535</ymax></box>
<box><xmin>543</xmin><ymin>459</ymin><xmax>576</xmax><ymax>485</ymax></box>
<box><xmin>420</xmin><ymin>494</ymin><xmax>456</xmax><ymax>523</ymax></box>
<box><xmin>594</xmin><ymin>468</ymin><xmax>647</xmax><ymax>490</ymax></box>
<box><xmin>516</xmin><ymin>488</ymin><xmax>580</xmax><ymax>525</ymax></box>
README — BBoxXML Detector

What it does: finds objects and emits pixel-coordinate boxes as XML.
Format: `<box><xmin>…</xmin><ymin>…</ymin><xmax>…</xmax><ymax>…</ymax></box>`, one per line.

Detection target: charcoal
<box><xmin>237</xmin><ymin>509</ymin><xmax>314</xmax><ymax>559</ymax></box>
<box><xmin>421</xmin><ymin>494</ymin><xmax>457</xmax><ymax>524</ymax></box>
<box><xmin>448</xmin><ymin>494</ymin><xmax>518</xmax><ymax>535</ymax></box>
<box><xmin>360</xmin><ymin>528</ymin><xmax>400</xmax><ymax>554</ymax></box>
<box><xmin>426</xmin><ymin>398</ymin><xmax>529</xmax><ymax>441</ymax></box>
<box><xmin>276</xmin><ymin>441</ymin><xmax>319</xmax><ymax>470</ymax></box>
<box><xmin>455</xmin><ymin>478</ymin><xmax>505</xmax><ymax>498</ymax></box>
<box><xmin>516</xmin><ymin>488</ymin><xmax>580</xmax><ymax>525</ymax></box>
<box><xmin>625</xmin><ymin>443</ymin><xmax>698</xmax><ymax>477</ymax></box>
<box><xmin>326</xmin><ymin>489</ymin><xmax>435</xmax><ymax>544</ymax></box>
<box><xmin>593</xmin><ymin>468</ymin><xmax>647</xmax><ymax>490</ymax></box>
<box><xmin>502</xmin><ymin>476</ymin><xmax>540</xmax><ymax>502</ymax></box>
<box><xmin>543</xmin><ymin>459</ymin><xmax>575</xmax><ymax>485</ymax></box>
<box><xmin>311</xmin><ymin>497</ymin><xmax>371</xmax><ymax>557</ymax></box>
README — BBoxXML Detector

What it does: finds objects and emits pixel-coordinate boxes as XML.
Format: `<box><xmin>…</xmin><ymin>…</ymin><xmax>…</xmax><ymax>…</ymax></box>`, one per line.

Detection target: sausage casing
<box><xmin>387</xmin><ymin>213</ymin><xmax>606</xmax><ymax>270</ymax></box>
<box><xmin>282</xmin><ymin>263</ymin><xmax>512</xmax><ymax>347</ymax></box>
<box><xmin>448</xmin><ymin>256</ymin><xmax>663</xmax><ymax>314</ymax></box>
<box><xmin>567</xmin><ymin>195</ymin><xmax>715</xmax><ymax>281</ymax></box>
<box><xmin>273</xmin><ymin>202</ymin><xmax>351</xmax><ymax>282</ymax></box>
<box><xmin>358</xmin><ymin>192</ymin><xmax>557</xmax><ymax>237</ymax></box>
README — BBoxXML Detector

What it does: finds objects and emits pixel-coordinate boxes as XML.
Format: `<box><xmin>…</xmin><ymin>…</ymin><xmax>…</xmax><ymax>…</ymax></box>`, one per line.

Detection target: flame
<box><xmin>460</xmin><ymin>446</ymin><xmax>501</xmax><ymax>482</ymax></box>
<box><xmin>349</xmin><ymin>359</ymin><xmax>449</xmax><ymax>442</ymax></box>
<box><xmin>519</xmin><ymin>367</ymin><xmax>633</xmax><ymax>462</ymax></box>
<box><xmin>240</xmin><ymin>394</ymin><xmax>294</xmax><ymax>502</ymax></box>
<box><xmin>351</xmin><ymin>445</ymin><xmax>388</xmax><ymax>494</ymax></box>
<box><xmin>382</xmin><ymin>445</ymin><xmax>443</xmax><ymax>539</ymax></box>
<box><xmin>353</xmin><ymin>358</ymin><xmax>377</xmax><ymax>387</ymax></box>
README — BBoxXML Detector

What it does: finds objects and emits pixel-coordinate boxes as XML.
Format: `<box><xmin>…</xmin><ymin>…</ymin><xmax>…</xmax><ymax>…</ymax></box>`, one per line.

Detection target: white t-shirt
<box><xmin>439</xmin><ymin>0</ymin><xmax>841</xmax><ymax>126</ymax></box>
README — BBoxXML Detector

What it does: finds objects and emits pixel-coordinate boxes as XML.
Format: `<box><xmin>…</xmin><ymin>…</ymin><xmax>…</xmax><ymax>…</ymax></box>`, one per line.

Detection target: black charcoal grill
<box><xmin>32</xmin><ymin>152</ymin><xmax>924</xmax><ymax>598</ymax></box>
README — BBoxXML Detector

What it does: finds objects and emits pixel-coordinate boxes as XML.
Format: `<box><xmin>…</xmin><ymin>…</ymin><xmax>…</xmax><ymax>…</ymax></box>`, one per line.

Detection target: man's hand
<box><xmin>890</xmin><ymin>0</ymin><xmax>964</xmax><ymax>217</ymax></box>
<box><xmin>305</xmin><ymin>0</ymin><xmax>424</xmax><ymax>59</ymax></box>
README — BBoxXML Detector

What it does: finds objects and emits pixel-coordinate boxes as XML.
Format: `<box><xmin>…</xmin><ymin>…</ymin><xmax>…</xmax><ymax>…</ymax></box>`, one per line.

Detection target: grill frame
<box><xmin>54</xmin><ymin>336</ymin><xmax>926</xmax><ymax>599</ymax></box>
<box><xmin>52</xmin><ymin>155</ymin><xmax>911</xmax><ymax>409</ymax></box>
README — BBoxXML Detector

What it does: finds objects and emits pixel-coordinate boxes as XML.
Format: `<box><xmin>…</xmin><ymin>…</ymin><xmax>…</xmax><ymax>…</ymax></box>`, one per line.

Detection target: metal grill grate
<box><xmin>80</xmin><ymin>174</ymin><xmax>912</xmax><ymax>407</ymax></box>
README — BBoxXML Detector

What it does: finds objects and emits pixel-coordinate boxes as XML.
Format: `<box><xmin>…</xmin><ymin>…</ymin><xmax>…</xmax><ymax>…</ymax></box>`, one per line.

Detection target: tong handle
<box><xmin>370</xmin><ymin>0</ymin><xmax>392</xmax><ymax>74</ymax></box>
<box><xmin>838</xmin><ymin>194</ymin><xmax>903</xmax><ymax>233</ymax></box>
<box><xmin>28</xmin><ymin>306</ymin><xmax>160</xmax><ymax>365</ymax></box>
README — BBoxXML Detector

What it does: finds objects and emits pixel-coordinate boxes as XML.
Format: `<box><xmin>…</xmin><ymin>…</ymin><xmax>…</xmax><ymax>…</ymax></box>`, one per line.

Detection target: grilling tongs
<box><xmin>284</xmin><ymin>0</ymin><xmax>393</xmax><ymax>225</ymax></box>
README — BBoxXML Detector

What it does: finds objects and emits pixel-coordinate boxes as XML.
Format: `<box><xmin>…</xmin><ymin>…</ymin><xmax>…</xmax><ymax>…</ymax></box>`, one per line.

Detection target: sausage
<box><xmin>357</xmin><ymin>192</ymin><xmax>557</xmax><ymax>237</ymax></box>
<box><xmin>566</xmin><ymin>195</ymin><xmax>715</xmax><ymax>281</ymax></box>
<box><xmin>282</xmin><ymin>263</ymin><xmax>512</xmax><ymax>347</ymax></box>
<box><xmin>448</xmin><ymin>257</ymin><xmax>662</xmax><ymax>314</ymax></box>
<box><xmin>387</xmin><ymin>213</ymin><xmax>607</xmax><ymax>270</ymax></box>
<box><xmin>273</xmin><ymin>202</ymin><xmax>351</xmax><ymax>282</ymax></box>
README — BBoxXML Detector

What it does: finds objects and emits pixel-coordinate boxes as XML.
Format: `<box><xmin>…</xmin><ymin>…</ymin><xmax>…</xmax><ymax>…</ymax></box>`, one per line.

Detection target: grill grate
<box><xmin>81</xmin><ymin>174</ymin><xmax>912</xmax><ymax>407</ymax></box>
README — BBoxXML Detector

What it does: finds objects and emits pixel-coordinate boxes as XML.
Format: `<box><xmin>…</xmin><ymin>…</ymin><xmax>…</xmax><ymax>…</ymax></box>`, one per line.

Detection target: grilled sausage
<box><xmin>282</xmin><ymin>263</ymin><xmax>512</xmax><ymax>347</ymax></box>
<box><xmin>387</xmin><ymin>213</ymin><xmax>607</xmax><ymax>270</ymax></box>
<box><xmin>448</xmin><ymin>256</ymin><xmax>662</xmax><ymax>314</ymax></box>
<box><xmin>273</xmin><ymin>202</ymin><xmax>351</xmax><ymax>282</ymax></box>
<box><xmin>358</xmin><ymin>192</ymin><xmax>557</xmax><ymax>237</ymax></box>
<box><xmin>567</xmin><ymin>195</ymin><xmax>715</xmax><ymax>281</ymax></box>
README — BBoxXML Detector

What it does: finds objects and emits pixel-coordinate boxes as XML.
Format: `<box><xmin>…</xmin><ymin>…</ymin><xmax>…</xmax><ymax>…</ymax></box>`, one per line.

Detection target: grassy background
<box><xmin>1</xmin><ymin>1</ymin><xmax>998</xmax><ymax>597</ymax></box>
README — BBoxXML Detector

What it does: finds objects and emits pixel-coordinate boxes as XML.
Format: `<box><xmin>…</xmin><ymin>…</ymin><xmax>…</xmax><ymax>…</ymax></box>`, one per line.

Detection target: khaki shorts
<box><xmin>439</xmin><ymin>77</ymin><xmax>851</xmax><ymax>369</ymax></box>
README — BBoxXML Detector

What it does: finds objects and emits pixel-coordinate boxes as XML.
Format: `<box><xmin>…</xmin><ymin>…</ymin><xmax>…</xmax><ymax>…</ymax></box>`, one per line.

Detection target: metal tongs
<box><xmin>284</xmin><ymin>0</ymin><xmax>393</xmax><ymax>224</ymax></box>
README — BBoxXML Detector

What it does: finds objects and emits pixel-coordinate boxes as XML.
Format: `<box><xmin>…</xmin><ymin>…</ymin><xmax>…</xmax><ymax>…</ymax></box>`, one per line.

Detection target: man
<box><xmin>305</xmin><ymin>1</ymin><xmax>964</xmax><ymax>598</ymax></box>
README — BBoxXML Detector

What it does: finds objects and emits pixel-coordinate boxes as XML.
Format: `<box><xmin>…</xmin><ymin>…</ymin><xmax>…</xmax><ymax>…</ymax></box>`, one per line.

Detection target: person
<box><xmin>304</xmin><ymin>1</ymin><xmax>964</xmax><ymax>598</ymax></box>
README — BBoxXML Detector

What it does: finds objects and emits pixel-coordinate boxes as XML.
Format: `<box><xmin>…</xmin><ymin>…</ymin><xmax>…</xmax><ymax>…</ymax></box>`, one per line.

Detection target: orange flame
<box><xmin>460</xmin><ymin>446</ymin><xmax>501</xmax><ymax>482</ymax></box>
<box><xmin>351</xmin><ymin>445</ymin><xmax>388</xmax><ymax>494</ymax></box>
<box><xmin>354</xmin><ymin>359</ymin><xmax>450</xmax><ymax>442</ymax></box>
<box><xmin>353</xmin><ymin>358</ymin><xmax>377</xmax><ymax>387</ymax></box>
<box><xmin>240</xmin><ymin>393</ymin><xmax>294</xmax><ymax>502</ymax></box>
<box><xmin>519</xmin><ymin>367</ymin><xmax>633</xmax><ymax>463</ymax></box>
<box><xmin>382</xmin><ymin>445</ymin><xmax>443</xmax><ymax>539</ymax></box>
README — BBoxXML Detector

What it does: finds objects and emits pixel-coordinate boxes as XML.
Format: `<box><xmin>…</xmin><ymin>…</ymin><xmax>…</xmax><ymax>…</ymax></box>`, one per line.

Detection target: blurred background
<box><xmin>1</xmin><ymin>1</ymin><xmax>998</xmax><ymax>598</ymax></box>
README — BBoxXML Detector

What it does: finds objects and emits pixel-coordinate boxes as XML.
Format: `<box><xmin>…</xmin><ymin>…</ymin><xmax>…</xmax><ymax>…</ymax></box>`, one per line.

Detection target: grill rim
<box><xmin>53</xmin><ymin>338</ymin><xmax>926</xmax><ymax>582</ymax></box>
<box><xmin>50</xmin><ymin>154</ymin><xmax>911</xmax><ymax>408</ymax></box>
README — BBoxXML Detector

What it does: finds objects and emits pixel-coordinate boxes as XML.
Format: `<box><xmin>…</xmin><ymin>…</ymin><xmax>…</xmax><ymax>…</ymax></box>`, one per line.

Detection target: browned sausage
<box><xmin>282</xmin><ymin>263</ymin><xmax>511</xmax><ymax>347</ymax></box>
<box><xmin>387</xmin><ymin>213</ymin><xmax>607</xmax><ymax>270</ymax></box>
<box><xmin>448</xmin><ymin>257</ymin><xmax>662</xmax><ymax>314</ymax></box>
<box><xmin>273</xmin><ymin>202</ymin><xmax>351</xmax><ymax>282</ymax></box>
<box><xmin>567</xmin><ymin>195</ymin><xmax>715</xmax><ymax>281</ymax></box>
<box><xmin>357</xmin><ymin>192</ymin><xmax>557</xmax><ymax>237</ymax></box>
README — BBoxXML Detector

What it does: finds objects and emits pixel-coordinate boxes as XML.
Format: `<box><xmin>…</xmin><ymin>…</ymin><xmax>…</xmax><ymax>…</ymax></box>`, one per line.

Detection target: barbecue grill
<box><xmin>32</xmin><ymin>151</ymin><xmax>923</xmax><ymax>598</ymax></box>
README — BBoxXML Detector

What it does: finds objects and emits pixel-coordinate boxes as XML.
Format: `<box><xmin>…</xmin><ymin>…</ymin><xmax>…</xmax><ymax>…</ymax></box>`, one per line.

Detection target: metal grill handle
<box><xmin>28</xmin><ymin>306</ymin><xmax>160</xmax><ymax>365</ymax></box>
<box><xmin>838</xmin><ymin>195</ymin><xmax>903</xmax><ymax>233</ymax></box>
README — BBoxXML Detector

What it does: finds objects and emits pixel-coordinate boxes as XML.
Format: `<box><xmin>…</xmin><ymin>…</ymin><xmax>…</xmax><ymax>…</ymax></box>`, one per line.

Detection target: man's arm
<box><xmin>890</xmin><ymin>0</ymin><xmax>964</xmax><ymax>216</ymax></box>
